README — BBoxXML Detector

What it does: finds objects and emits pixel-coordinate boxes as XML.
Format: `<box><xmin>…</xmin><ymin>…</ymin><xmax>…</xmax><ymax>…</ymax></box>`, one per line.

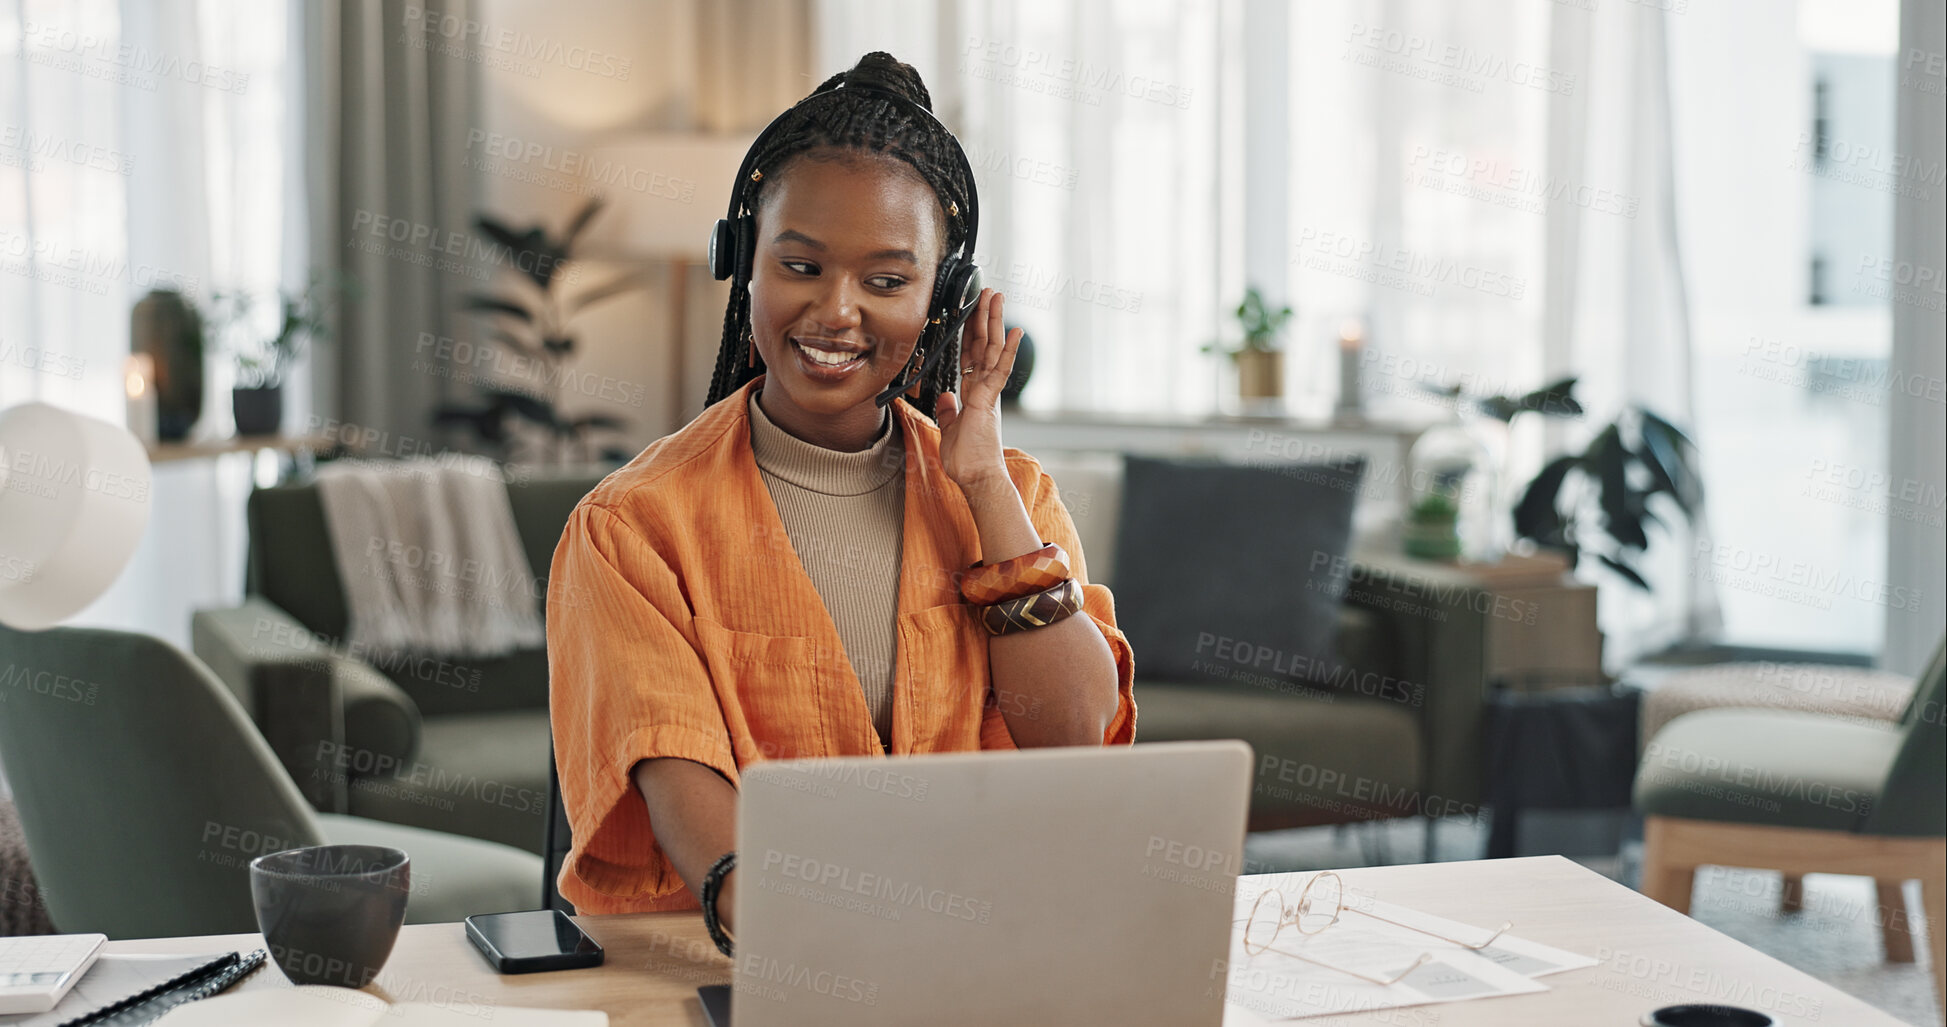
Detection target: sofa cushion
<box><xmin>1135</xmin><ymin>682</ymin><xmax>1423</xmax><ymax>828</ymax></box>
<box><xmin>1111</xmin><ymin>455</ymin><xmax>1363</xmax><ymax>685</ymax></box>
<box><xmin>1028</xmin><ymin>451</ymin><xmax>1125</xmax><ymax>585</ymax></box>
<box><xmin>346</xmin><ymin>709</ymin><xmax>553</xmax><ymax>855</ymax></box>
<box><xmin>1634</xmin><ymin>708</ymin><xmax>1898</xmax><ymax>832</ymax></box>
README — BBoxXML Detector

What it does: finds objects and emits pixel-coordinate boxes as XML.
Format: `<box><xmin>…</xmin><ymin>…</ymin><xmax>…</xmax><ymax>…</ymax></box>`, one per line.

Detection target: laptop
<box><xmin>711</xmin><ymin>740</ymin><xmax>1252</xmax><ymax>1027</ymax></box>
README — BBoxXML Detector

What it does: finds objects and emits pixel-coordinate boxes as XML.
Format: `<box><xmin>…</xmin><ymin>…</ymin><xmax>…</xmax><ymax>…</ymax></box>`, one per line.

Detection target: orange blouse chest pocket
<box><xmin>896</xmin><ymin>603</ymin><xmax>997</xmax><ymax>753</ymax></box>
<box><xmin>691</xmin><ymin>616</ymin><xmax>830</xmax><ymax>763</ymax></box>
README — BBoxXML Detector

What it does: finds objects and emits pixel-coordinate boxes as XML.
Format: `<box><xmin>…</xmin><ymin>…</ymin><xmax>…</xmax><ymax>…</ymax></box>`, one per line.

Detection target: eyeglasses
<box><xmin>1237</xmin><ymin>871</ymin><xmax>1513</xmax><ymax>988</ymax></box>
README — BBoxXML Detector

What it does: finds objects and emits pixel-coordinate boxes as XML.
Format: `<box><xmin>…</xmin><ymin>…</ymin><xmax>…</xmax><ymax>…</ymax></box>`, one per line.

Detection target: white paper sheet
<box><xmin>1220</xmin><ymin>873</ymin><xmax>1594</xmax><ymax>1022</ymax></box>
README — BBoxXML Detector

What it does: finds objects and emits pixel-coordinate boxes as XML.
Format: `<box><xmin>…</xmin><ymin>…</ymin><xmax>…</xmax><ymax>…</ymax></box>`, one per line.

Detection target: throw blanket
<box><xmin>0</xmin><ymin>797</ymin><xmax>54</xmax><ymax>935</ymax></box>
<box><xmin>315</xmin><ymin>456</ymin><xmax>545</xmax><ymax>660</ymax></box>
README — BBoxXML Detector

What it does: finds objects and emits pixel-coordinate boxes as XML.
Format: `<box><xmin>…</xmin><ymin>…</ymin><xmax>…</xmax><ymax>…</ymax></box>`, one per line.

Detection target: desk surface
<box><xmin>106</xmin><ymin>856</ymin><xmax>1902</xmax><ymax>1026</ymax></box>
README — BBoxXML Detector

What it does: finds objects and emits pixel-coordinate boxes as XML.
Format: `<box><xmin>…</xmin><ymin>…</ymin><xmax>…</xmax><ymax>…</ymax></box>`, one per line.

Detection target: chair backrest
<box><xmin>0</xmin><ymin>623</ymin><xmax>325</xmax><ymax>938</ymax></box>
<box><xmin>542</xmin><ymin>749</ymin><xmax>575</xmax><ymax>914</ymax></box>
<box><xmin>1863</xmin><ymin>638</ymin><xmax>1946</xmax><ymax>837</ymax></box>
<box><xmin>246</xmin><ymin>466</ymin><xmax>611</xmax><ymax>640</ymax></box>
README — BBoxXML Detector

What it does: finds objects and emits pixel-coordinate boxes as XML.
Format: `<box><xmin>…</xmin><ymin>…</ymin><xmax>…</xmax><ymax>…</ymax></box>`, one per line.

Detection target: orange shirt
<box><xmin>547</xmin><ymin>376</ymin><xmax>1137</xmax><ymax>914</ymax></box>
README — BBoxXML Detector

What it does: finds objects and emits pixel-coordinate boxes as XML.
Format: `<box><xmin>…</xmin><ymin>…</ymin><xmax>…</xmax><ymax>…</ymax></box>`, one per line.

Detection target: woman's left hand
<box><xmin>936</xmin><ymin>288</ymin><xmax>1024</xmax><ymax>493</ymax></box>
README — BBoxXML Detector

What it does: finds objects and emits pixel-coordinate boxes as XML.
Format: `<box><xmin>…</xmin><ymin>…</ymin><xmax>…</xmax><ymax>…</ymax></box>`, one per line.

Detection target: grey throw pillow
<box><xmin>1111</xmin><ymin>455</ymin><xmax>1364</xmax><ymax>688</ymax></box>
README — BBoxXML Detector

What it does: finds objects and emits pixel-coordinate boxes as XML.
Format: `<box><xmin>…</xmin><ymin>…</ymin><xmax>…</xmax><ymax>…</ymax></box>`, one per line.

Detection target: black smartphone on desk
<box><xmin>465</xmin><ymin>909</ymin><xmax>604</xmax><ymax>973</ymax></box>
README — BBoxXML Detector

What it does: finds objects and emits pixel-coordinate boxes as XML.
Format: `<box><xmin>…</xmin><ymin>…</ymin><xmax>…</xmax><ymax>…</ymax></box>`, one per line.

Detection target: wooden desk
<box><xmin>107</xmin><ymin>856</ymin><xmax>1905</xmax><ymax>1026</ymax></box>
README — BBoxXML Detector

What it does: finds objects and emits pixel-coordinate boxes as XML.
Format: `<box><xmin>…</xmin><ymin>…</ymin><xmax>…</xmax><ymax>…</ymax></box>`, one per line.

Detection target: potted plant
<box><xmin>434</xmin><ymin>197</ymin><xmax>641</xmax><ymax>465</ymax></box>
<box><xmin>1203</xmin><ymin>286</ymin><xmax>1292</xmax><ymax>402</ymax></box>
<box><xmin>212</xmin><ymin>273</ymin><xmax>356</xmax><ymax>436</ymax></box>
<box><xmin>1513</xmin><ymin>407</ymin><xmax>1702</xmax><ymax>589</ymax></box>
<box><xmin>1406</xmin><ymin>377</ymin><xmax>1584</xmax><ymax>560</ymax></box>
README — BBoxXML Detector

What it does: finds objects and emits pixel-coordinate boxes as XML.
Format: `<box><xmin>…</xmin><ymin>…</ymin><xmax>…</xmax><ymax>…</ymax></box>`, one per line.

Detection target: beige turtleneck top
<box><xmin>746</xmin><ymin>388</ymin><xmax>906</xmax><ymax>742</ymax></box>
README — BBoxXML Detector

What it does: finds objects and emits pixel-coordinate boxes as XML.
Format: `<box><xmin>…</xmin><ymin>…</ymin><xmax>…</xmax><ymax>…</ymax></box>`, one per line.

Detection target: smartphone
<box><xmin>465</xmin><ymin>909</ymin><xmax>605</xmax><ymax>974</ymax></box>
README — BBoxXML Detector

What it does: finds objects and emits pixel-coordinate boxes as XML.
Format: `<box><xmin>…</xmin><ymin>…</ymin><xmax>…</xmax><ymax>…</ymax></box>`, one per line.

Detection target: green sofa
<box><xmin>1034</xmin><ymin>453</ymin><xmax>1493</xmax><ymax>831</ymax></box>
<box><xmin>201</xmin><ymin>451</ymin><xmax>1494</xmax><ymax>853</ymax></box>
<box><xmin>193</xmin><ymin>466</ymin><xmax>609</xmax><ymax>856</ymax></box>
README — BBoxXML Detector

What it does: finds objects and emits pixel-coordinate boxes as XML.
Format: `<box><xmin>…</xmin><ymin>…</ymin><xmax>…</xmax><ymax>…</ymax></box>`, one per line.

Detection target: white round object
<box><xmin>0</xmin><ymin>403</ymin><xmax>153</xmax><ymax>630</ymax></box>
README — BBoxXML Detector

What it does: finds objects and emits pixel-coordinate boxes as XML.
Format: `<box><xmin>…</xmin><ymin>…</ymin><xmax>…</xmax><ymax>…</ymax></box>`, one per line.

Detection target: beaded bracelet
<box><xmin>978</xmin><ymin>577</ymin><xmax>1084</xmax><ymax>636</ymax></box>
<box><xmin>960</xmin><ymin>542</ymin><xmax>1071</xmax><ymax>606</ymax></box>
<box><xmin>701</xmin><ymin>850</ymin><xmax>737</xmax><ymax>957</ymax></box>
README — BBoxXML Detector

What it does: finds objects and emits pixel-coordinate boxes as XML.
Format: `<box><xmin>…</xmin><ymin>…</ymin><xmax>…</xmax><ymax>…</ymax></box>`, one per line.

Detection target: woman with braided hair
<box><xmin>546</xmin><ymin>53</ymin><xmax>1135</xmax><ymax>928</ymax></box>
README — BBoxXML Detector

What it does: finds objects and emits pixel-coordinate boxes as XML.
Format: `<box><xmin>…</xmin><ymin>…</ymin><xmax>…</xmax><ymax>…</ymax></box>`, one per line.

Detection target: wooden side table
<box><xmin>1342</xmin><ymin>548</ymin><xmax>1606</xmax><ymax>820</ymax></box>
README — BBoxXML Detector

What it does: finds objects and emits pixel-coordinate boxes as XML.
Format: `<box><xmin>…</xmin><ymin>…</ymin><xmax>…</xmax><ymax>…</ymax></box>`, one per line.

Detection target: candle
<box><xmin>1335</xmin><ymin>319</ymin><xmax>1365</xmax><ymax>418</ymax></box>
<box><xmin>125</xmin><ymin>353</ymin><xmax>159</xmax><ymax>447</ymax></box>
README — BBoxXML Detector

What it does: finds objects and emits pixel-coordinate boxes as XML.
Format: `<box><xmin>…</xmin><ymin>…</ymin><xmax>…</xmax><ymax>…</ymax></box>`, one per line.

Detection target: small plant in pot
<box><xmin>1203</xmin><ymin>286</ymin><xmax>1291</xmax><ymax>403</ymax></box>
<box><xmin>212</xmin><ymin>272</ymin><xmax>356</xmax><ymax>436</ymax></box>
<box><xmin>1405</xmin><ymin>376</ymin><xmax>1584</xmax><ymax>560</ymax></box>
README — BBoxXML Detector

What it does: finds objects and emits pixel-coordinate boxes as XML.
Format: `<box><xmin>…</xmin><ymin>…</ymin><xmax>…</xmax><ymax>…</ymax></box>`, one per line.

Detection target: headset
<box><xmin>708</xmin><ymin>78</ymin><xmax>983</xmax><ymax>410</ymax></box>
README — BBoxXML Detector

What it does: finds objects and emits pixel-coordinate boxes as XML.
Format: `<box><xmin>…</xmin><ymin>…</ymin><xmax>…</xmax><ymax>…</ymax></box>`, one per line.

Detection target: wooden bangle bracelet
<box><xmin>960</xmin><ymin>543</ymin><xmax>1071</xmax><ymax>606</ymax></box>
<box><xmin>978</xmin><ymin>577</ymin><xmax>1084</xmax><ymax>636</ymax></box>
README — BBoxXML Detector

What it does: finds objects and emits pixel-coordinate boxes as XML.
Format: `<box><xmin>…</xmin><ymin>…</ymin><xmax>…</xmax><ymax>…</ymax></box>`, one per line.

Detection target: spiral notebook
<box><xmin>0</xmin><ymin>950</ymin><xmax>263</xmax><ymax>1027</ymax></box>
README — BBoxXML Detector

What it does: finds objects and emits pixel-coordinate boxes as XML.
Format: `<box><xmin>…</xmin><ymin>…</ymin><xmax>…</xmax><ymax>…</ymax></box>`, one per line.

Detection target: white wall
<box><xmin>1884</xmin><ymin>0</ymin><xmax>1947</xmax><ymax>675</ymax></box>
<box><xmin>469</xmin><ymin>0</ymin><xmax>723</xmax><ymax>445</ymax></box>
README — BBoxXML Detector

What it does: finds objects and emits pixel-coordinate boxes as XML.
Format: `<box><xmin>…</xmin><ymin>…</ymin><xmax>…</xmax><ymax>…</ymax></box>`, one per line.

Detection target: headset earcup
<box><xmin>936</xmin><ymin>260</ymin><xmax>982</xmax><ymax>334</ymax></box>
<box><xmin>709</xmin><ymin>219</ymin><xmax>737</xmax><ymax>281</ymax></box>
<box><xmin>710</xmin><ymin>217</ymin><xmax>755</xmax><ymax>282</ymax></box>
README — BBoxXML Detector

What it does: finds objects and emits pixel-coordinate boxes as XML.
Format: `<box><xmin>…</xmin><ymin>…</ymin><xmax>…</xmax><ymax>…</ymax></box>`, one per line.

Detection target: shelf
<box><xmin>145</xmin><ymin>434</ymin><xmax>333</xmax><ymax>464</ymax></box>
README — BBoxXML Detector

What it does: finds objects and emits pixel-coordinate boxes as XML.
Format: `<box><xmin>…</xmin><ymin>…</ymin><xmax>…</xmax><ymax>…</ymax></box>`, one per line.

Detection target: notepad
<box><xmin>151</xmin><ymin>987</ymin><xmax>607</xmax><ymax>1026</ymax></box>
<box><xmin>0</xmin><ymin>952</ymin><xmax>246</xmax><ymax>1027</ymax></box>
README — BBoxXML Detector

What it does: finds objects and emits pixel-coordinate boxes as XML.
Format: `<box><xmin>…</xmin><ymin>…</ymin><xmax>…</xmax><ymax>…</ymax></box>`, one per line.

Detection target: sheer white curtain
<box><xmin>2</xmin><ymin>0</ymin><xmax>289</xmax><ymax>422</ymax></box>
<box><xmin>1286</xmin><ymin>0</ymin><xmax>1712</xmax><ymax>664</ymax></box>
<box><xmin>1548</xmin><ymin>0</ymin><xmax>1720</xmax><ymax>662</ymax></box>
<box><xmin>814</xmin><ymin>0</ymin><xmax>1709</xmax><ymax>662</ymax></box>
<box><xmin>1</xmin><ymin>0</ymin><xmax>296</xmax><ymax>660</ymax></box>
<box><xmin>2</xmin><ymin>1</ymin><xmax>137</xmax><ymax>421</ymax></box>
<box><xmin>1287</xmin><ymin>0</ymin><xmax>1552</xmax><ymax>424</ymax></box>
<box><xmin>813</xmin><ymin>0</ymin><xmax>1230</xmax><ymax>416</ymax></box>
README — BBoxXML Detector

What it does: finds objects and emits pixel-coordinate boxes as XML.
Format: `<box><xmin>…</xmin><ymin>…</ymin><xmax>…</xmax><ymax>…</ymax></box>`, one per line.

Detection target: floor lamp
<box><xmin>0</xmin><ymin>403</ymin><xmax>152</xmax><ymax>630</ymax></box>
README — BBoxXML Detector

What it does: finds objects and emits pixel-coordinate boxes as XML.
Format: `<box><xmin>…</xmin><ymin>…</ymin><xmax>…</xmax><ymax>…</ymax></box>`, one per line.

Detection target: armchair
<box><xmin>1635</xmin><ymin>640</ymin><xmax>1946</xmax><ymax>1012</ymax></box>
<box><xmin>0</xmin><ymin>622</ymin><xmax>540</xmax><ymax>937</ymax></box>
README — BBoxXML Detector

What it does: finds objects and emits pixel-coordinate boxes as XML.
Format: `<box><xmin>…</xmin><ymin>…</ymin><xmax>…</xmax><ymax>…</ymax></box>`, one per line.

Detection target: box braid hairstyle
<box><xmin>704</xmin><ymin>52</ymin><xmax>975</xmax><ymax>419</ymax></box>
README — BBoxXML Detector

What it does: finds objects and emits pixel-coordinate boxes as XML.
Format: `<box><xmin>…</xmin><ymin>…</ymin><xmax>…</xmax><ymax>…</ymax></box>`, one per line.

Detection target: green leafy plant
<box><xmin>1201</xmin><ymin>286</ymin><xmax>1293</xmax><ymax>358</ymax></box>
<box><xmin>1402</xmin><ymin>376</ymin><xmax>1584</xmax><ymax>557</ymax></box>
<box><xmin>1512</xmin><ymin>407</ymin><xmax>1703</xmax><ymax>590</ymax></box>
<box><xmin>1421</xmin><ymin>376</ymin><xmax>1585</xmax><ymax>422</ymax></box>
<box><xmin>210</xmin><ymin>272</ymin><xmax>358</xmax><ymax>388</ymax></box>
<box><xmin>433</xmin><ymin>197</ymin><xmax>641</xmax><ymax>464</ymax></box>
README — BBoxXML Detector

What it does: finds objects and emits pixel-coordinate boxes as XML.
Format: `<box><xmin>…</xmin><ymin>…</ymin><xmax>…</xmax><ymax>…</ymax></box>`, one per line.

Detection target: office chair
<box><xmin>543</xmin><ymin>748</ymin><xmax>575</xmax><ymax>914</ymax></box>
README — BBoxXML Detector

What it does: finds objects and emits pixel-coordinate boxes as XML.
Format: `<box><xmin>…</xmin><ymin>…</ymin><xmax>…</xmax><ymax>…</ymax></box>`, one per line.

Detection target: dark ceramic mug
<box><xmin>1641</xmin><ymin>1005</ymin><xmax>1776</xmax><ymax>1027</ymax></box>
<box><xmin>250</xmin><ymin>844</ymin><xmax>410</xmax><ymax>988</ymax></box>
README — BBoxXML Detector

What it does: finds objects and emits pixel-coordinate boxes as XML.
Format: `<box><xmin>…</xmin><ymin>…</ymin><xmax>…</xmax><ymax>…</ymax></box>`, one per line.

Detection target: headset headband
<box><xmin>717</xmin><ymin>80</ymin><xmax>979</xmax><ymax>260</ymax></box>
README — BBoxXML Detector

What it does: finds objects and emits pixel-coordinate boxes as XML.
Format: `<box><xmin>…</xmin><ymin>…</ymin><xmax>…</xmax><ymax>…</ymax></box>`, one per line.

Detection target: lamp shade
<box><xmin>0</xmin><ymin>403</ymin><xmax>152</xmax><ymax>629</ymax></box>
<box><xmin>576</xmin><ymin>133</ymin><xmax>755</xmax><ymax>261</ymax></box>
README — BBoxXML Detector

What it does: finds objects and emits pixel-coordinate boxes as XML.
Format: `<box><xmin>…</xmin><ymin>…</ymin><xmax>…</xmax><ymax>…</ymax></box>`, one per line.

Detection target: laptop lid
<box><xmin>732</xmin><ymin>740</ymin><xmax>1252</xmax><ymax>1027</ymax></box>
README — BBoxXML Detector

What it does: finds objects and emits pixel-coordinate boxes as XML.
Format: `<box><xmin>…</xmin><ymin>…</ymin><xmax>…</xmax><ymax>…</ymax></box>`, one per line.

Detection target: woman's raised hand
<box><xmin>936</xmin><ymin>288</ymin><xmax>1024</xmax><ymax>493</ymax></box>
